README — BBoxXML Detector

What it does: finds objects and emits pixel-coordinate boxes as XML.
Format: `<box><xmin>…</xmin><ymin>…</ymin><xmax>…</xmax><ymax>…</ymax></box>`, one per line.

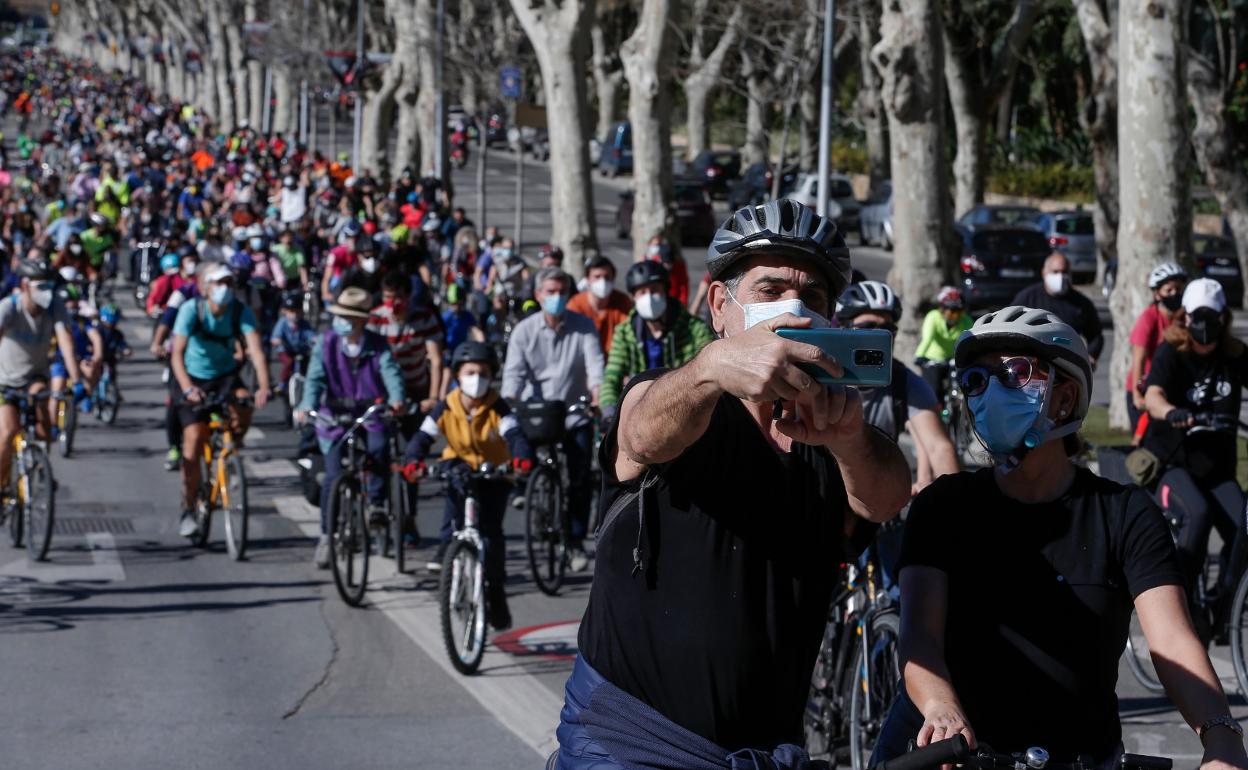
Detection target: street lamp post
<box><xmin>816</xmin><ymin>0</ymin><xmax>835</xmax><ymax>219</ymax></box>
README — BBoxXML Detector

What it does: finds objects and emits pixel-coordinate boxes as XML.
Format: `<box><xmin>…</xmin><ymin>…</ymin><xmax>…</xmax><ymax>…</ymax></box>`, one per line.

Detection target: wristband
<box><xmin>183</xmin><ymin>386</ymin><xmax>196</xmax><ymax>397</ymax></box>
<box><xmin>1197</xmin><ymin>715</ymin><xmax>1243</xmax><ymax>743</ymax></box>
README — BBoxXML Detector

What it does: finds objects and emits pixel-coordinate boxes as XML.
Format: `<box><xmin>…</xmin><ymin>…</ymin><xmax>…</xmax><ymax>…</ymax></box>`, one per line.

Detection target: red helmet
<box><xmin>538</xmin><ymin>243</ymin><xmax>564</xmax><ymax>263</ymax></box>
<box><xmin>937</xmin><ymin>286</ymin><xmax>965</xmax><ymax>310</ymax></box>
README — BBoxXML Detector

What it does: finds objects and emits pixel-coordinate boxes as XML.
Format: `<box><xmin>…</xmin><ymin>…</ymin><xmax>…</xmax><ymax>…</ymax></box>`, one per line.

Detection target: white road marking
<box><xmin>0</xmin><ymin>531</ymin><xmax>126</xmax><ymax>583</ymax></box>
<box><xmin>259</xmin><ymin>457</ymin><xmax>559</xmax><ymax>759</ymax></box>
<box><xmin>247</xmin><ymin>457</ymin><xmax>300</xmax><ymax>480</ymax></box>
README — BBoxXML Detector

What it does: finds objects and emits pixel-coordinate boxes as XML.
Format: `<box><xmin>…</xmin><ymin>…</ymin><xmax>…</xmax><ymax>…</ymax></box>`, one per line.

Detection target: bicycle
<box><xmin>0</xmin><ymin>388</ymin><xmax>56</xmax><ymax>561</ymax></box>
<box><xmin>188</xmin><ymin>393</ymin><xmax>250</xmax><ymax>560</ymax></box>
<box><xmin>873</xmin><ymin>734</ymin><xmax>1171</xmax><ymax>770</ymax></box>
<box><xmin>926</xmin><ymin>359</ymin><xmax>972</xmax><ymax>460</ymax></box>
<box><xmin>309</xmin><ymin>402</ymin><xmax>398</xmax><ymax>607</ymax></box>
<box><xmin>94</xmin><ymin>361</ymin><xmax>121</xmax><ymax>424</ymax></box>
<box><xmin>517</xmin><ymin>398</ymin><xmax>594</xmax><ymax>596</ymax></box>
<box><xmin>53</xmin><ymin>390</ymin><xmax>76</xmax><ymax>458</ymax></box>
<box><xmin>437</xmin><ymin>461</ymin><xmax>512</xmax><ymax>675</ymax></box>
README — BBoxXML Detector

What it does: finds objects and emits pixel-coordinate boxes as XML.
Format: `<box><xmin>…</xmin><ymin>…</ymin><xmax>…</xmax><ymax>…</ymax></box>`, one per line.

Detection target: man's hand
<box><xmin>254</xmin><ymin>386</ymin><xmax>270</xmax><ymax>409</ymax></box>
<box><xmin>390</xmin><ymin>401</ymin><xmax>407</xmax><ymax>416</ymax></box>
<box><xmin>294</xmin><ymin>409</ymin><xmax>308</xmax><ymax>425</ymax></box>
<box><xmin>706</xmin><ymin>314</ymin><xmax>842</xmax><ymax>403</ymax></box>
<box><xmin>1132</xmin><ymin>391</ymin><xmax>1147</xmax><ymax>411</ymax></box>
<box><xmin>400</xmin><ymin>461</ymin><xmax>426</xmax><ymax>482</ymax></box>
<box><xmin>773</xmin><ymin>385</ymin><xmax>865</xmax><ymax>450</ymax></box>
<box><xmin>419</xmin><ymin>397</ymin><xmax>438</xmax><ymax>414</ymax></box>
<box><xmin>917</xmin><ymin>700</ymin><xmax>976</xmax><ymax>752</ymax></box>
<box><xmin>184</xmin><ymin>386</ymin><xmax>205</xmax><ymax>404</ymax></box>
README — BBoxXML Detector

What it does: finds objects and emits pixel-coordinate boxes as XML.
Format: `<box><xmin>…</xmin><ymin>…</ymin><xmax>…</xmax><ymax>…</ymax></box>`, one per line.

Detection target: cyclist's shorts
<box><xmin>171</xmin><ymin>370</ymin><xmax>247</xmax><ymax>425</ymax></box>
<box><xmin>0</xmin><ymin>376</ymin><xmax>49</xmax><ymax>407</ymax></box>
<box><xmin>50</xmin><ymin>360</ymin><xmax>67</xmax><ymax>380</ymax></box>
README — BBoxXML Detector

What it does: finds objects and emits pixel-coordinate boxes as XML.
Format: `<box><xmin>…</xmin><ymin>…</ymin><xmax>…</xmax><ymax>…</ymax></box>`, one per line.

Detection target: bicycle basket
<box><xmin>516</xmin><ymin>400</ymin><xmax>566</xmax><ymax>445</ymax></box>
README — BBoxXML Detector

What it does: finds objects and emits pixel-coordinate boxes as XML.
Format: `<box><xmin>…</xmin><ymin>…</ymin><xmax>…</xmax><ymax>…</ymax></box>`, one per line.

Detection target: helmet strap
<box><xmin>991</xmin><ymin>365</ymin><xmax>1083</xmax><ymax>474</ymax></box>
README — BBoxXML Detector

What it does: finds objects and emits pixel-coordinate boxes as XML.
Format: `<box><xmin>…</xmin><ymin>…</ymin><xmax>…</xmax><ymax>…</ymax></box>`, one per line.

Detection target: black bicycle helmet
<box><xmin>707</xmin><ymin>198</ymin><xmax>851</xmax><ymax>295</ymax></box>
<box><xmin>836</xmin><ymin>280</ymin><xmax>902</xmax><ymax>323</ymax></box>
<box><xmin>626</xmin><ymin>260</ymin><xmax>669</xmax><ymax>293</ymax></box>
<box><xmin>18</xmin><ymin>258</ymin><xmax>56</xmax><ymax>281</ymax></box>
<box><xmin>451</xmin><ymin>340</ymin><xmax>497</xmax><ymax>372</ymax></box>
<box><xmin>281</xmin><ymin>291</ymin><xmax>303</xmax><ymax>310</ymax></box>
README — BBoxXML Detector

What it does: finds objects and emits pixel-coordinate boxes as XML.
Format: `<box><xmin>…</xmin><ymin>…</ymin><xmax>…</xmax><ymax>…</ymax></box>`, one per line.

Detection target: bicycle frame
<box><xmin>203</xmin><ymin>413</ymin><xmax>237</xmax><ymax>510</ymax></box>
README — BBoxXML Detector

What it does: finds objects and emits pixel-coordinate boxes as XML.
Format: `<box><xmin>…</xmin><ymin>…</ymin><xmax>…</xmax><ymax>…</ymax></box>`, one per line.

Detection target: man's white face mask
<box><xmin>725</xmin><ymin>291</ymin><xmax>830</xmax><ymax>334</ymax></box>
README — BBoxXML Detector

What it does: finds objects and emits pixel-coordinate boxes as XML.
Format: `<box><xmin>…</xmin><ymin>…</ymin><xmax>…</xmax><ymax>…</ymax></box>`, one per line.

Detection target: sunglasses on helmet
<box><xmin>959</xmin><ymin>356</ymin><xmax>1047</xmax><ymax>398</ymax></box>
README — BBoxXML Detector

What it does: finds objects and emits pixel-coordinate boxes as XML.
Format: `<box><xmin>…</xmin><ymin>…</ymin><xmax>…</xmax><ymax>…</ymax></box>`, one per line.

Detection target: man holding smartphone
<box><xmin>550</xmin><ymin>199</ymin><xmax>910</xmax><ymax>769</ymax></box>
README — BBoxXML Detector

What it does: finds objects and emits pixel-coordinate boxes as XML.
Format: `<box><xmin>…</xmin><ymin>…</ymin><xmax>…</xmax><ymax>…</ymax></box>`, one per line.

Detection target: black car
<box><xmin>956</xmin><ymin>224</ymin><xmax>1053</xmax><ymax>310</ymax></box>
<box><xmin>1193</xmin><ymin>233</ymin><xmax>1244</xmax><ymax>308</ymax></box>
<box><xmin>688</xmin><ymin>150</ymin><xmax>742</xmax><ymax>199</ymax></box>
<box><xmin>485</xmin><ymin>112</ymin><xmax>508</xmax><ymax>147</ymax></box>
<box><xmin>727</xmin><ymin>162</ymin><xmax>799</xmax><ymax>210</ymax></box>
<box><xmin>616</xmin><ymin>178</ymin><xmax>717</xmax><ymax>245</ymax></box>
<box><xmin>958</xmin><ymin>204</ymin><xmax>1045</xmax><ymax>229</ymax></box>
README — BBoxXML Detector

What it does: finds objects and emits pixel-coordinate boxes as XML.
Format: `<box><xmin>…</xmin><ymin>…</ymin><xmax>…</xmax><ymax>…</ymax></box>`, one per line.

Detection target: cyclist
<box><xmin>836</xmin><ymin>280</ymin><xmax>959</xmax><ymax>493</ymax></box>
<box><xmin>913</xmin><ymin>286</ymin><xmax>973</xmax><ymax>403</ymax></box>
<box><xmin>567</xmin><ymin>254</ymin><xmax>633</xmax><ymax>356</ymax></box>
<box><xmin>145</xmin><ymin>249</ymin><xmax>191</xmax><ymax>319</ymax></box>
<box><xmin>643</xmin><ymin>236</ymin><xmax>689</xmax><ymax>307</ymax></box>
<box><xmin>0</xmin><ymin>259</ymin><xmax>84</xmax><ymax>479</ymax></box>
<box><xmin>600</xmin><ymin>261</ymin><xmax>712</xmax><ymax>422</ymax></box>
<box><xmin>368</xmin><ymin>270</ymin><xmax>445</xmax><ymax>414</ymax></box>
<box><xmin>79</xmin><ymin>211</ymin><xmax>117</xmax><ymax>281</ymax></box>
<box><xmin>402</xmin><ymin>341</ymin><xmax>534</xmax><ymax>629</ymax></box>
<box><xmin>170</xmin><ymin>263</ymin><xmax>271</xmax><ymax>540</ymax></box>
<box><xmin>1128</xmin><ymin>262</ymin><xmax>1188</xmax><ymax>436</ymax></box>
<box><xmin>94</xmin><ymin>303</ymin><xmax>132</xmax><ymax>391</ymax></box>
<box><xmin>502</xmin><ymin>266</ymin><xmax>603</xmax><ymax>572</ymax></box>
<box><xmin>440</xmin><ymin>284</ymin><xmax>481</xmax><ymax>371</ymax></box>
<box><xmin>552</xmin><ymin>200</ymin><xmax>908</xmax><ymax>769</ymax></box>
<box><xmin>51</xmin><ymin>284</ymin><xmax>103</xmax><ymax>411</ymax></box>
<box><xmin>874</xmin><ymin>306</ymin><xmax>1246</xmax><ymax>769</ymax></box>
<box><xmin>1010</xmin><ymin>251</ymin><xmax>1103</xmax><ymax>367</ymax></box>
<box><xmin>271</xmin><ymin>226</ymin><xmax>308</xmax><ymax>293</ymax></box>
<box><xmin>1142</xmin><ymin>278</ymin><xmax>1247</xmax><ymax>611</ymax></box>
<box><xmin>270</xmin><ymin>293</ymin><xmax>316</xmax><ymax>394</ymax></box>
<box><xmin>295</xmin><ymin>286</ymin><xmax>406</xmax><ymax>568</ymax></box>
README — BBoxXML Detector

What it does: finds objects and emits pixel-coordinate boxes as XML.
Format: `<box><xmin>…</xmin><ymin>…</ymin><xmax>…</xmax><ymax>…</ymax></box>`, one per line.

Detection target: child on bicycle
<box><xmin>270</xmin><ymin>292</ymin><xmax>316</xmax><ymax>392</ymax></box>
<box><xmin>402</xmin><ymin>340</ymin><xmax>533</xmax><ymax>632</ymax></box>
<box><xmin>94</xmin><ymin>302</ymin><xmax>132</xmax><ymax>390</ymax></box>
<box><xmin>295</xmin><ymin>286</ymin><xmax>407</xmax><ymax>570</ymax></box>
<box><xmin>50</xmin><ymin>284</ymin><xmax>101</xmax><ymax>413</ymax></box>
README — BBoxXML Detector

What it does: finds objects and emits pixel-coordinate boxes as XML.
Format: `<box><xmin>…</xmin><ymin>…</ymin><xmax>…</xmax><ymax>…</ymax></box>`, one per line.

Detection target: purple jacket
<box><xmin>303</xmin><ymin>329</ymin><xmax>403</xmax><ymax>444</ymax></box>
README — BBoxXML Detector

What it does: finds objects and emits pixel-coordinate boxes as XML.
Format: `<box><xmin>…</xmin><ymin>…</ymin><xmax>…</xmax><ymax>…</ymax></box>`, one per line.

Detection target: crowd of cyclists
<box><xmin>4</xmin><ymin>44</ymin><xmax>1248</xmax><ymax>770</ymax></box>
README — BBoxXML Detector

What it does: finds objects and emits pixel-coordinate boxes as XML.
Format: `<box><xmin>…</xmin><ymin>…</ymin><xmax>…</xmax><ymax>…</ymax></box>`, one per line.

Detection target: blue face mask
<box><xmin>211</xmin><ymin>284</ymin><xmax>233</xmax><ymax>305</ymax></box>
<box><xmin>331</xmin><ymin>316</ymin><xmax>354</xmax><ymax>336</ymax></box>
<box><xmin>967</xmin><ymin>378</ymin><xmax>1047</xmax><ymax>457</ymax></box>
<box><xmin>542</xmin><ymin>294</ymin><xmax>567</xmax><ymax>317</ymax></box>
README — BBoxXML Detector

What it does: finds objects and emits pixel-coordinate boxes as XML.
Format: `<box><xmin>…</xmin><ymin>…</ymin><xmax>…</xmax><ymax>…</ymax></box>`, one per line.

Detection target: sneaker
<box><xmin>485</xmin><ymin>584</ymin><xmax>512</xmax><ymax>631</ymax></box>
<box><xmin>568</xmin><ymin>544</ymin><xmax>590</xmax><ymax>573</ymax></box>
<box><xmin>178</xmin><ymin>509</ymin><xmax>200</xmax><ymax>539</ymax></box>
<box><xmin>313</xmin><ymin>535</ymin><xmax>331</xmax><ymax>569</ymax></box>
<box><xmin>426</xmin><ymin>540</ymin><xmax>448</xmax><ymax>573</ymax></box>
<box><xmin>164</xmin><ymin>447</ymin><xmax>181</xmax><ymax>472</ymax></box>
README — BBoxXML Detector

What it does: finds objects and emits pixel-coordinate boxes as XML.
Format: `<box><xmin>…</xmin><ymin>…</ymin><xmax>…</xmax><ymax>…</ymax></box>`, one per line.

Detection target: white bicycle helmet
<box><xmin>707</xmin><ymin>198</ymin><xmax>851</xmax><ymax>296</ymax></box>
<box><xmin>836</xmin><ymin>280</ymin><xmax>902</xmax><ymax>323</ymax></box>
<box><xmin>1148</xmin><ymin>262</ymin><xmax>1187</xmax><ymax>290</ymax></box>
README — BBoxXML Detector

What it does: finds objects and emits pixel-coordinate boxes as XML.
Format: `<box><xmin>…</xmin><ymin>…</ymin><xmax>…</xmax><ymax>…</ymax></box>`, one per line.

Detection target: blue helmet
<box><xmin>160</xmin><ymin>252</ymin><xmax>180</xmax><ymax>273</ymax></box>
<box><xmin>99</xmin><ymin>304</ymin><xmax>120</xmax><ymax>325</ymax></box>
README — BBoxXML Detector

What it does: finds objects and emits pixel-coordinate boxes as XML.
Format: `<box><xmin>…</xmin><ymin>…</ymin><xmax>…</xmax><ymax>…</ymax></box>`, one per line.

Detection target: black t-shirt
<box><xmin>1011</xmin><ymin>284</ymin><xmax>1104</xmax><ymax>360</ymax></box>
<box><xmin>1143</xmin><ymin>341</ymin><xmax>1248</xmax><ymax>484</ymax></box>
<box><xmin>579</xmin><ymin>368</ymin><xmax>869</xmax><ymax>752</ymax></box>
<box><xmin>898</xmin><ymin>468</ymin><xmax>1181</xmax><ymax>761</ymax></box>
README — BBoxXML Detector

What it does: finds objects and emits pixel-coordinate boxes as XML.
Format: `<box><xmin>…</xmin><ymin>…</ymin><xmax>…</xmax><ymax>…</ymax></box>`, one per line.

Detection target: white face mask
<box><xmin>459</xmin><ymin>373</ymin><xmax>489</xmax><ymax>399</ymax></box>
<box><xmin>1044</xmin><ymin>272</ymin><xmax>1070</xmax><ymax>296</ymax></box>
<box><xmin>360</xmin><ymin>257</ymin><xmax>377</xmax><ymax>273</ymax></box>
<box><xmin>183</xmin><ymin>260</ymin><xmax>197</xmax><ymax>275</ymax></box>
<box><xmin>727</xmin><ymin>292</ymin><xmax>830</xmax><ymax>332</ymax></box>
<box><xmin>636</xmin><ymin>291</ymin><xmax>667</xmax><ymax>321</ymax></box>
<box><xmin>32</xmin><ymin>288</ymin><xmax>54</xmax><ymax>309</ymax></box>
<box><xmin>589</xmin><ymin>278</ymin><xmax>612</xmax><ymax>300</ymax></box>
<box><xmin>342</xmin><ymin>339</ymin><xmax>363</xmax><ymax>358</ymax></box>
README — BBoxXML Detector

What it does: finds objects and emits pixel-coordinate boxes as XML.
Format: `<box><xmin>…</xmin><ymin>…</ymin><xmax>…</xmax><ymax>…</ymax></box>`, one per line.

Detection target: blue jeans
<box><xmin>319</xmin><ymin>429</ymin><xmax>389</xmax><ymax>535</ymax></box>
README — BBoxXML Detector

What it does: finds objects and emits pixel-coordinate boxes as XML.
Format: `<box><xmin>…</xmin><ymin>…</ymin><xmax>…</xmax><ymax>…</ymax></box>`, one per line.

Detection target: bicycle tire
<box><xmin>191</xmin><ymin>456</ymin><xmax>213</xmax><ymax>548</ymax></box>
<box><xmin>56</xmin><ymin>397</ymin><xmax>75</xmax><ymax>458</ymax></box>
<box><xmin>328</xmin><ymin>474</ymin><xmax>369</xmax><ymax>607</ymax></box>
<box><xmin>97</xmin><ymin>376</ymin><xmax>120</xmax><ymax>424</ymax></box>
<box><xmin>1229</xmin><ymin>566</ymin><xmax>1248</xmax><ymax>697</ymax></box>
<box><xmin>440</xmin><ymin>538</ymin><xmax>486</xmax><ymax>674</ymax></box>
<box><xmin>524</xmin><ymin>465</ymin><xmax>566</xmax><ymax>596</ymax></box>
<box><xmin>21</xmin><ymin>445</ymin><xmax>55</xmax><ymax>561</ymax></box>
<box><xmin>805</xmin><ymin>613</ymin><xmax>851</xmax><ymax>760</ymax></box>
<box><xmin>223</xmin><ymin>453</ymin><xmax>249</xmax><ymax>561</ymax></box>
<box><xmin>390</xmin><ymin>471</ymin><xmax>407</xmax><ymax>574</ymax></box>
<box><xmin>849</xmin><ymin>608</ymin><xmax>901</xmax><ymax>770</ymax></box>
<box><xmin>1124</xmin><ymin>608</ymin><xmax>1165</xmax><ymax>694</ymax></box>
<box><xmin>5</xmin><ymin>493</ymin><xmax>21</xmax><ymax>548</ymax></box>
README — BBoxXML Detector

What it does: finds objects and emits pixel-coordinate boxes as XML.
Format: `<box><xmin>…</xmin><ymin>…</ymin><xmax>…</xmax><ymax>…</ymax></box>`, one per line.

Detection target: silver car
<box><xmin>1035</xmin><ymin>209</ymin><xmax>1097</xmax><ymax>284</ymax></box>
<box><xmin>859</xmin><ymin>181</ymin><xmax>893</xmax><ymax>249</ymax></box>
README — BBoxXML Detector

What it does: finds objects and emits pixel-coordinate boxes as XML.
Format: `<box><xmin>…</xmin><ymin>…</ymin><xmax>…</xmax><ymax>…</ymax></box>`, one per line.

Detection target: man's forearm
<box><xmin>830</xmin><ymin>424</ymin><xmax>909</xmax><ymax>523</ymax></box>
<box><xmin>619</xmin><ymin>351</ymin><xmax>720</xmax><ymax>467</ymax></box>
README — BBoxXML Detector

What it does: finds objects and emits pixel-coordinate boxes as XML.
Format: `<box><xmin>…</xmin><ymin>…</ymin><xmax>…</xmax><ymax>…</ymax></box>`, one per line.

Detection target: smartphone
<box><xmin>775</xmin><ymin>328</ymin><xmax>893</xmax><ymax>387</ymax></box>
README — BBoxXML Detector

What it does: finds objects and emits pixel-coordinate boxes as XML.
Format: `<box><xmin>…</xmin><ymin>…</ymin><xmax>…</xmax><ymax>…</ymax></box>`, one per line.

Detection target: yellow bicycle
<box><xmin>1</xmin><ymin>388</ymin><xmax>56</xmax><ymax>561</ymax></box>
<box><xmin>190</xmin><ymin>394</ymin><xmax>249</xmax><ymax>560</ymax></box>
<box><xmin>54</xmin><ymin>391</ymin><xmax>77</xmax><ymax>458</ymax></box>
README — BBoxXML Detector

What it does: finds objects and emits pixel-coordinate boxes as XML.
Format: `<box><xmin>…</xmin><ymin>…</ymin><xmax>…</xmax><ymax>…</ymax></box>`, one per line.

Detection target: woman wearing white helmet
<box><xmin>1126</xmin><ymin>262</ymin><xmax>1189</xmax><ymax>433</ymax></box>
<box><xmin>874</xmin><ymin>305</ymin><xmax>1246</xmax><ymax>770</ymax></box>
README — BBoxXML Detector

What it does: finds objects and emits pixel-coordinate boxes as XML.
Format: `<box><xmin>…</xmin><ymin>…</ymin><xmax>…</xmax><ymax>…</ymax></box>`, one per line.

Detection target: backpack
<box><xmin>188</xmin><ymin>297</ymin><xmax>244</xmax><ymax>347</ymax></box>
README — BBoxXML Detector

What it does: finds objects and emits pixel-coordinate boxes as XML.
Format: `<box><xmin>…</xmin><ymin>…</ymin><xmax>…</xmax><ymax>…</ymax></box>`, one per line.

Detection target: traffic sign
<box><xmin>500</xmin><ymin>65</ymin><xmax>522</xmax><ymax>100</ymax></box>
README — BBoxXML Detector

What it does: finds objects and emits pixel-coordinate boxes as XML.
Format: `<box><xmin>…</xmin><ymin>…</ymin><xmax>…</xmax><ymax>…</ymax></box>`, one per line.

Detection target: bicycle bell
<box><xmin>1023</xmin><ymin>747</ymin><xmax>1049</xmax><ymax>769</ymax></box>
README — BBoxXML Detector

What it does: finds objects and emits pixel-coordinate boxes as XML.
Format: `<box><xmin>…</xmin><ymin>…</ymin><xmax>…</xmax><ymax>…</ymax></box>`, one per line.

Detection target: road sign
<box><xmin>500</xmin><ymin>65</ymin><xmax>522</xmax><ymax>100</ymax></box>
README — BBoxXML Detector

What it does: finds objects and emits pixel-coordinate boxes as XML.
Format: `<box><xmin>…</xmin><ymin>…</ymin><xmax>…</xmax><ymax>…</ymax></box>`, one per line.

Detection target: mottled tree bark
<box><xmin>622</xmin><ymin>0</ymin><xmax>675</xmax><ymax>258</ymax></box>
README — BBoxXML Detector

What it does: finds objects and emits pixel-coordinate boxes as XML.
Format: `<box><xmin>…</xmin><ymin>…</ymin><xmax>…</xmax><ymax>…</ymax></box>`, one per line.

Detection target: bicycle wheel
<box><xmin>805</xmin><ymin>614</ymin><xmax>851</xmax><ymax>760</ymax></box>
<box><xmin>6</xmin><ymin>477</ymin><xmax>22</xmax><ymax>548</ymax></box>
<box><xmin>98</xmin><ymin>376</ymin><xmax>120</xmax><ymax>424</ymax></box>
<box><xmin>191</xmin><ymin>456</ymin><xmax>213</xmax><ymax>549</ymax></box>
<box><xmin>524</xmin><ymin>465</ymin><xmax>566</xmax><ymax>596</ymax></box>
<box><xmin>439</xmin><ymin>538</ymin><xmax>486</xmax><ymax>674</ymax></box>
<box><xmin>1228</xmin><ymin>566</ymin><xmax>1248</xmax><ymax>696</ymax></box>
<box><xmin>222</xmin><ymin>453</ymin><xmax>249</xmax><ymax>561</ymax></box>
<box><xmin>56</xmin><ymin>397</ymin><xmax>75</xmax><ymax>458</ymax></box>
<box><xmin>328</xmin><ymin>474</ymin><xmax>369</xmax><ymax>607</ymax></box>
<box><xmin>1124</xmin><ymin>608</ymin><xmax>1165</xmax><ymax>693</ymax></box>
<box><xmin>389</xmin><ymin>471</ymin><xmax>407</xmax><ymax>574</ymax></box>
<box><xmin>849</xmin><ymin>608</ymin><xmax>901</xmax><ymax>770</ymax></box>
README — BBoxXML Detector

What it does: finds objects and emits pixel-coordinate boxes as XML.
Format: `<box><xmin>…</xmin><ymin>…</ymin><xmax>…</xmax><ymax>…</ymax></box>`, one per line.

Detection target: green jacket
<box><xmin>602</xmin><ymin>306</ymin><xmax>714</xmax><ymax>408</ymax></box>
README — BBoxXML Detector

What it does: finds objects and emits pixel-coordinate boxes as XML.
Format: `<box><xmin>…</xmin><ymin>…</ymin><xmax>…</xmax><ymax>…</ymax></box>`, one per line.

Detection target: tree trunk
<box><xmin>206</xmin><ymin>0</ymin><xmax>235</xmax><ymax>129</ymax></box>
<box><xmin>389</xmin><ymin>0</ymin><xmax>421</xmax><ymax>180</ymax></box>
<box><xmin>1072</xmin><ymin>0</ymin><xmax>1119</xmax><ymax>288</ymax></box>
<box><xmin>361</xmin><ymin>59</ymin><xmax>400</xmax><ymax>179</ymax></box>
<box><xmin>741</xmin><ymin>45</ymin><xmax>769</xmax><ymax>167</ymax></box>
<box><xmin>590</xmin><ymin>15</ymin><xmax>623</xmax><ymax>143</ymax></box>
<box><xmin>683</xmin><ymin>2</ymin><xmax>741</xmax><ymax>162</ymax></box>
<box><xmin>859</xmin><ymin>0</ymin><xmax>889</xmax><ymax>191</ymax></box>
<box><xmin>1113</xmin><ymin>0</ymin><xmax>1191</xmax><ymax>429</ymax></box>
<box><xmin>622</xmin><ymin>0</ymin><xmax>675</xmax><ymax>258</ymax></box>
<box><xmin>225</xmin><ymin>15</ymin><xmax>248</xmax><ymax>129</ymax></box>
<box><xmin>244</xmin><ymin>0</ymin><xmax>262</xmax><ymax>129</ymax></box>
<box><xmin>943</xmin><ymin>39</ymin><xmax>985</xmax><ymax>220</ymax></box>
<box><xmin>1187</xmin><ymin>51</ymin><xmax>1248</xmax><ymax>282</ymax></box>
<box><xmin>272</xmin><ymin>67</ymin><xmax>294</xmax><ymax>136</ymax></box>
<box><xmin>873</xmin><ymin>0</ymin><xmax>954</xmax><ymax>360</ymax></box>
<box><xmin>508</xmin><ymin>0</ymin><xmax>599</xmax><ymax>277</ymax></box>
<box><xmin>415</xmin><ymin>0</ymin><xmax>442</xmax><ymax>179</ymax></box>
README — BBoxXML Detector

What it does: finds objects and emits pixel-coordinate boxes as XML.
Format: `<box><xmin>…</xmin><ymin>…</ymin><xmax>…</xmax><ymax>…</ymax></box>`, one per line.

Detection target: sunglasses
<box><xmin>851</xmin><ymin>321</ymin><xmax>896</xmax><ymax>332</ymax></box>
<box><xmin>959</xmin><ymin>356</ymin><xmax>1047</xmax><ymax>397</ymax></box>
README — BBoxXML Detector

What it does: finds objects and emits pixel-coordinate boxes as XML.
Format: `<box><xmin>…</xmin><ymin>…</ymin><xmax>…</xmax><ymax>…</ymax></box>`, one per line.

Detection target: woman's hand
<box><xmin>916</xmin><ymin>701</ymin><xmax>976</xmax><ymax>750</ymax></box>
<box><xmin>1200</xmin><ymin>730</ymin><xmax>1248</xmax><ymax>770</ymax></box>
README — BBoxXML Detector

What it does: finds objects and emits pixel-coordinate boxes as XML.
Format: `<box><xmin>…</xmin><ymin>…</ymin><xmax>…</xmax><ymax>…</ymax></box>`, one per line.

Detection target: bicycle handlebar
<box><xmin>873</xmin><ymin>736</ymin><xmax>1172</xmax><ymax>770</ymax></box>
<box><xmin>873</xmin><ymin>735</ymin><xmax>969</xmax><ymax>770</ymax></box>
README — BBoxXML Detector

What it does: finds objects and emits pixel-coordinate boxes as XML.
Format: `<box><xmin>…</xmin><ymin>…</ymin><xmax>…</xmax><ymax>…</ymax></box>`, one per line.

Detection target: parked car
<box><xmin>1193</xmin><ymin>233</ymin><xmax>1244</xmax><ymax>308</ymax></box>
<box><xmin>788</xmin><ymin>173</ymin><xmax>860</xmax><ymax>235</ymax></box>
<box><xmin>615</xmin><ymin>178</ymin><xmax>717</xmax><ymax>245</ymax></box>
<box><xmin>859</xmin><ymin>181</ymin><xmax>893</xmax><ymax>249</ymax></box>
<box><xmin>598</xmin><ymin>121</ymin><xmax>633</xmax><ymax>177</ymax></box>
<box><xmin>727</xmin><ymin>162</ymin><xmax>799</xmax><ymax>210</ymax></box>
<box><xmin>1034</xmin><ymin>209</ymin><xmax>1097</xmax><ymax>284</ymax></box>
<box><xmin>688</xmin><ymin>150</ymin><xmax>742</xmax><ymax>199</ymax></box>
<box><xmin>485</xmin><ymin>112</ymin><xmax>508</xmax><ymax>147</ymax></box>
<box><xmin>958</xmin><ymin>204</ymin><xmax>1045</xmax><ymax>229</ymax></box>
<box><xmin>955</xmin><ymin>224</ymin><xmax>1054</xmax><ymax>311</ymax></box>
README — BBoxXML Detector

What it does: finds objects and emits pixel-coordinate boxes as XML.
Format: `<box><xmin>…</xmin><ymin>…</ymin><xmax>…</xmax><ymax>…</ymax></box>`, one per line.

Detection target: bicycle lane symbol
<box><xmin>492</xmin><ymin>619</ymin><xmax>580</xmax><ymax>662</ymax></box>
